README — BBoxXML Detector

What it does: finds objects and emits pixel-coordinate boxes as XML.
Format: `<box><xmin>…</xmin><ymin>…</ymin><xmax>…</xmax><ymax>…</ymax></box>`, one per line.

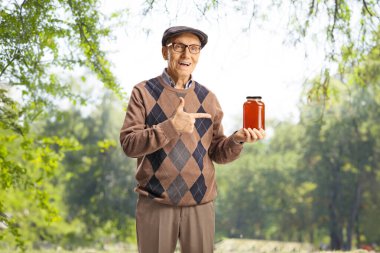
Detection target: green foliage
<box><xmin>0</xmin><ymin>127</ymin><xmax>82</xmax><ymax>251</ymax></box>
<box><xmin>1</xmin><ymin>0</ymin><xmax>380</xmax><ymax>251</ymax></box>
<box><xmin>1</xmin><ymin>89</ymin><xmax>137</xmax><ymax>251</ymax></box>
<box><xmin>144</xmin><ymin>0</ymin><xmax>379</xmax><ymax>99</ymax></box>
<box><xmin>216</xmin><ymin>121</ymin><xmax>312</xmax><ymax>241</ymax></box>
<box><xmin>40</xmin><ymin>92</ymin><xmax>137</xmax><ymax>246</ymax></box>
<box><xmin>277</xmin><ymin>0</ymin><xmax>379</xmax><ymax>99</ymax></box>
<box><xmin>298</xmin><ymin>50</ymin><xmax>380</xmax><ymax>249</ymax></box>
<box><xmin>0</xmin><ymin>0</ymin><xmax>125</xmax><ymax>250</ymax></box>
<box><xmin>216</xmin><ymin>26</ymin><xmax>380</xmax><ymax>250</ymax></box>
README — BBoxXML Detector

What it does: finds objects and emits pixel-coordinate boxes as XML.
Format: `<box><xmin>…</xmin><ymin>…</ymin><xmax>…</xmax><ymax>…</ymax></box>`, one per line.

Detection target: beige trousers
<box><xmin>136</xmin><ymin>195</ymin><xmax>215</xmax><ymax>253</ymax></box>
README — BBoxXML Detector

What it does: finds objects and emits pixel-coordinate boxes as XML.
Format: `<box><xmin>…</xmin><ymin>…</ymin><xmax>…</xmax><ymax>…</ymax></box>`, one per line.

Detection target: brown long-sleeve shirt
<box><xmin>120</xmin><ymin>74</ymin><xmax>243</xmax><ymax>206</ymax></box>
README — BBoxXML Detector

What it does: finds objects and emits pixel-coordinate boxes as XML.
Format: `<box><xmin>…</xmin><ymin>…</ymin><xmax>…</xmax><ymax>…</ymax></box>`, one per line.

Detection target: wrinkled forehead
<box><xmin>169</xmin><ymin>32</ymin><xmax>202</xmax><ymax>44</ymax></box>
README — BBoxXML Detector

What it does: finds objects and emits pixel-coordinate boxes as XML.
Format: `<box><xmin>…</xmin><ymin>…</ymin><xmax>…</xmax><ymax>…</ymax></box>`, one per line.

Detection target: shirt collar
<box><xmin>162</xmin><ymin>69</ymin><xmax>193</xmax><ymax>89</ymax></box>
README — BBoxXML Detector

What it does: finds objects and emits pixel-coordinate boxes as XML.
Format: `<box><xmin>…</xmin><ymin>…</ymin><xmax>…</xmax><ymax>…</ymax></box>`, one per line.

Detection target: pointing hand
<box><xmin>171</xmin><ymin>97</ymin><xmax>211</xmax><ymax>134</ymax></box>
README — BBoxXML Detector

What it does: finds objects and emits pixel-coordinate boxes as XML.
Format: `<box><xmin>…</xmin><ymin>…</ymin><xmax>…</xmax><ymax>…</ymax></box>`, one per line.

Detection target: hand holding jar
<box><xmin>232</xmin><ymin>96</ymin><xmax>266</xmax><ymax>144</ymax></box>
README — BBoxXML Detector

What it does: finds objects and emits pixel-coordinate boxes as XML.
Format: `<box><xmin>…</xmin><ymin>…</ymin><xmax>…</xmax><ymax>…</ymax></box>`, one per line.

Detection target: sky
<box><xmin>101</xmin><ymin>0</ymin><xmax>326</xmax><ymax>134</ymax></box>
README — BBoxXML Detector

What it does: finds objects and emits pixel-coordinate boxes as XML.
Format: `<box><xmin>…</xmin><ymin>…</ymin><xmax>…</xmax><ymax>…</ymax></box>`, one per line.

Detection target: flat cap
<box><xmin>162</xmin><ymin>26</ymin><xmax>208</xmax><ymax>48</ymax></box>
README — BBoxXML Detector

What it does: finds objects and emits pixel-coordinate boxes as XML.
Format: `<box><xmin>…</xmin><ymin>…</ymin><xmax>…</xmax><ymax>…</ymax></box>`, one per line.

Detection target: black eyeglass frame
<box><xmin>166</xmin><ymin>42</ymin><xmax>202</xmax><ymax>54</ymax></box>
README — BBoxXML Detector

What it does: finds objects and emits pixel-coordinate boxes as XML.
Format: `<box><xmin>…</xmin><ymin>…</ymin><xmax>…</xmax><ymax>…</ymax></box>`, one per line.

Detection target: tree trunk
<box><xmin>329</xmin><ymin>162</ymin><xmax>343</xmax><ymax>250</ymax></box>
<box><xmin>298</xmin><ymin>231</ymin><xmax>303</xmax><ymax>242</ymax></box>
<box><xmin>309</xmin><ymin>229</ymin><xmax>314</xmax><ymax>244</ymax></box>
<box><xmin>345</xmin><ymin>179</ymin><xmax>362</xmax><ymax>250</ymax></box>
<box><xmin>329</xmin><ymin>202</ymin><xmax>343</xmax><ymax>249</ymax></box>
<box><xmin>355</xmin><ymin>211</ymin><xmax>361</xmax><ymax>249</ymax></box>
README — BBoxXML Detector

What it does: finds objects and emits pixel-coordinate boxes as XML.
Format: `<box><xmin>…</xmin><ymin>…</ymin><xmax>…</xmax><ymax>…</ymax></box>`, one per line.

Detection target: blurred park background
<box><xmin>1</xmin><ymin>0</ymin><xmax>380</xmax><ymax>252</ymax></box>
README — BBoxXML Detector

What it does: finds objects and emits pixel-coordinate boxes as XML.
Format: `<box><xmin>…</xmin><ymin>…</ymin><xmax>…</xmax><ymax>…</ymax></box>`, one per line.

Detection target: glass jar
<box><xmin>243</xmin><ymin>96</ymin><xmax>265</xmax><ymax>129</ymax></box>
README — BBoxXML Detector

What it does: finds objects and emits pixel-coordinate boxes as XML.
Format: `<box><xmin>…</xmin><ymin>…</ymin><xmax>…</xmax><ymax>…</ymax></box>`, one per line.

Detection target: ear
<box><xmin>162</xmin><ymin>46</ymin><xmax>168</xmax><ymax>60</ymax></box>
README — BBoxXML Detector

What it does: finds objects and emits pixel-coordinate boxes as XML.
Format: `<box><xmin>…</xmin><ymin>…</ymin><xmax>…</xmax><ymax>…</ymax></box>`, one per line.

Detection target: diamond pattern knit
<box><xmin>168</xmin><ymin>139</ymin><xmax>191</xmax><ymax>172</ymax></box>
<box><xmin>120</xmin><ymin>74</ymin><xmax>243</xmax><ymax>206</ymax></box>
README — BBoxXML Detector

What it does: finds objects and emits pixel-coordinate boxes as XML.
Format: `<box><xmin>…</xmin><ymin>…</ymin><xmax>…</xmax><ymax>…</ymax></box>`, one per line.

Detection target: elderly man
<box><xmin>120</xmin><ymin>26</ymin><xmax>265</xmax><ymax>253</ymax></box>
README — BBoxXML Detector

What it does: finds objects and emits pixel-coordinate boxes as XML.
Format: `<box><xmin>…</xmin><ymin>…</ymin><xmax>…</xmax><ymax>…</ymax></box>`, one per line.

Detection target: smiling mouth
<box><xmin>179</xmin><ymin>62</ymin><xmax>191</xmax><ymax>66</ymax></box>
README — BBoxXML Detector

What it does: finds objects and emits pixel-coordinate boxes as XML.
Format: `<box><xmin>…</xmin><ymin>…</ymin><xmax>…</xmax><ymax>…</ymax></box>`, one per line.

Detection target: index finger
<box><xmin>191</xmin><ymin>113</ymin><xmax>212</xmax><ymax>119</ymax></box>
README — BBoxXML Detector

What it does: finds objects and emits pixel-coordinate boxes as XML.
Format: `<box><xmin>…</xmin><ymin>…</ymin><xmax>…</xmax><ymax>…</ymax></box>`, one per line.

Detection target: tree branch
<box><xmin>143</xmin><ymin>0</ymin><xmax>155</xmax><ymax>16</ymax></box>
<box><xmin>245</xmin><ymin>0</ymin><xmax>256</xmax><ymax>31</ymax></box>
<box><xmin>19</xmin><ymin>0</ymin><xmax>28</xmax><ymax>33</ymax></box>
<box><xmin>362</xmin><ymin>0</ymin><xmax>374</xmax><ymax>16</ymax></box>
<box><xmin>193</xmin><ymin>1</ymin><xmax>208</xmax><ymax>17</ymax></box>
<box><xmin>0</xmin><ymin>50</ymin><xmax>19</xmax><ymax>78</ymax></box>
<box><xmin>308</xmin><ymin>0</ymin><xmax>316</xmax><ymax>16</ymax></box>
<box><xmin>330</xmin><ymin>0</ymin><xmax>339</xmax><ymax>42</ymax></box>
<box><xmin>0</xmin><ymin>0</ymin><xmax>28</xmax><ymax>79</ymax></box>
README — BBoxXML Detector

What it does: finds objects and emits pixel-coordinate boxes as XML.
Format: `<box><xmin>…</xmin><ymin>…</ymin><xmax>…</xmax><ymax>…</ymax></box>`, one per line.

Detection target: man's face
<box><xmin>162</xmin><ymin>32</ymin><xmax>201</xmax><ymax>82</ymax></box>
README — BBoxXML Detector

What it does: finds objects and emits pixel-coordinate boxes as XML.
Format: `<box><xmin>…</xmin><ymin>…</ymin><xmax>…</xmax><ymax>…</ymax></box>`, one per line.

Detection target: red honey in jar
<box><xmin>243</xmin><ymin>96</ymin><xmax>265</xmax><ymax>130</ymax></box>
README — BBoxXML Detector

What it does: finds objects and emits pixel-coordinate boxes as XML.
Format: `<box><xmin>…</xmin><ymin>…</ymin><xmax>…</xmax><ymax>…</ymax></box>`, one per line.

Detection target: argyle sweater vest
<box><xmin>120</xmin><ymin>75</ymin><xmax>243</xmax><ymax>206</ymax></box>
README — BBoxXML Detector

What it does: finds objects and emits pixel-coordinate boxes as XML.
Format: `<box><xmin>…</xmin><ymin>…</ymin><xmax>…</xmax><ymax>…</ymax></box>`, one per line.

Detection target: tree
<box><xmin>215</xmin><ymin>25</ymin><xmax>380</xmax><ymax>249</ymax></box>
<box><xmin>0</xmin><ymin>0</ymin><xmax>124</xmax><ymax>249</ymax></box>
<box><xmin>216</xmin><ymin>120</ymin><xmax>311</xmax><ymax>241</ymax></box>
<box><xmin>298</xmin><ymin>29</ymin><xmax>380</xmax><ymax>248</ymax></box>
<box><xmin>2</xmin><ymin>0</ymin><xmax>379</xmax><ymax>250</ymax></box>
<box><xmin>42</xmin><ymin>91</ymin><xmax>137</xmax><ymax>244</ymax></box>
<box><xmin>143</xmin><ymin>0</ymin><xmax>379</xmax><ymax>99</ymax></box>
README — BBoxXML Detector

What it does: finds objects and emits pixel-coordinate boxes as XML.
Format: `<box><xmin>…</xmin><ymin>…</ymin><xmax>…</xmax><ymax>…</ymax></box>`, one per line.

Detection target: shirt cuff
<box><xmin>158</xmin><ymin>119</ymin><xmax>180</xmax><ymax>140</ymax></box>
<box><xmin>232</xmin><ymin>131</ymin><xmax>244</xmax><ymax>145</ymax></box>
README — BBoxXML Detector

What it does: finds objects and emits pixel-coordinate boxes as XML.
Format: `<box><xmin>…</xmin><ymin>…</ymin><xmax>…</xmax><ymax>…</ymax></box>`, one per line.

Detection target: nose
<box><xmin>182</xmin><ymin>47</ymin><xmax>191</xmax><ymax>57</ymax></box>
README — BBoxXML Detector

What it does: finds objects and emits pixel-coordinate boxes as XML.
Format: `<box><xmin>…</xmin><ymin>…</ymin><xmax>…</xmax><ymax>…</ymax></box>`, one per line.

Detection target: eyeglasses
<box><xmin>167</xmin><ymin>42</ymin><xmax>202</xmax><ymax>54</ymax></box>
